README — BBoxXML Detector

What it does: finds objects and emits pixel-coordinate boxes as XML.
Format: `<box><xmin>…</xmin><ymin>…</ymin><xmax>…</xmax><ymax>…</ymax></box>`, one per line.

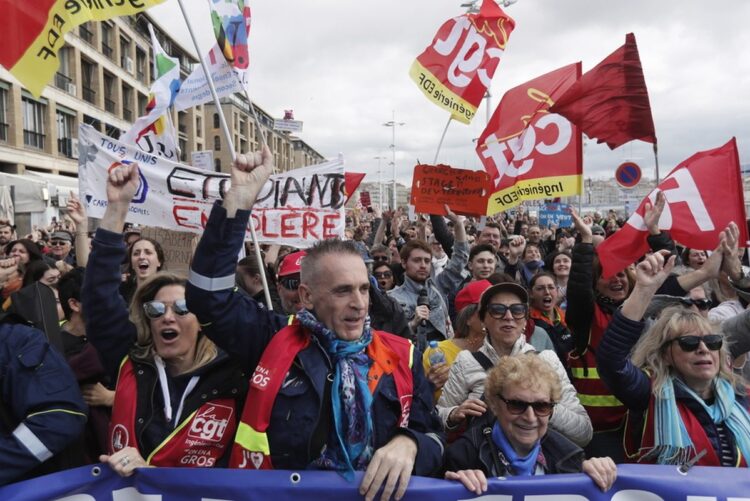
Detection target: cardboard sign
<box><xmin>360</xmin><ymin>191</ymin><xmax>371</xmax><ymax>207</ymax></box>
<box><xmin>140</xmin><ymin>226</ymin><xmax>197</xmax><ymax>278</ymax></box>
<box><xmin>538</xmin><ymin>203</ymin><xmax>573</xmax><ymax>228</ymax></box>
<box><xmin>411</xmin><ymin>164</ymin><xmax>490</xmax><ymax>216</ymax></box>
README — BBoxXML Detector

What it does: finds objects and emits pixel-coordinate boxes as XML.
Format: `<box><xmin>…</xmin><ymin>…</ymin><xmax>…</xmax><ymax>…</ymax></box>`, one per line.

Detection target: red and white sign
<box><xmin>188</xmin><ymin>404</ymin><xmax>233</xmax><ymax>443</ymax></box>
<box><xmin>597</xmin><ymin>138</ymin><xmax>748</xmax><ymax>277</ymax></box>
<box><xmin>477</xmin><ymin>63</ymin><xmax>582</xmax><ymax>214</ymax></box>
<box><xmin>409</xmin><ymin>0</ymin><xmax>515</xmax><ymax>124</ymax></box>
<box><xmin>615</xmin><ymin>161</ymin><xmax>642</xmax><ymax>188</ymax></box>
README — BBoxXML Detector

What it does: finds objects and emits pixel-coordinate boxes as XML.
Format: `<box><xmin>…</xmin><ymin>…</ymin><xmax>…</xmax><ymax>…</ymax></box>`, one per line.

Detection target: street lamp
<box><xmin>373</xmin><ymin>155</ymin><xmax>387</xmax><ymax>208</ymax></box>
<box><xmin>383</xmin><ymin>111</ymin><xmax>405</xmax><ymax>210</ymax></box>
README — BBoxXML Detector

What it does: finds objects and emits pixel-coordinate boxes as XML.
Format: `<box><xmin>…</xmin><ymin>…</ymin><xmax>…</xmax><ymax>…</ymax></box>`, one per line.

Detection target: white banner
<box><xmin>273</xmin><ymin>119</ymin><xmax>303</xmax><ymax>133</ymax></box>
<box><xmin>78</xmin><ymin>124</ymin><xmax>346</xmax><ymax>247</ymax></box>
<box><xmin>174</xmin><ymin>44</ymin><xmax>245</xmax><ymax>112</ymax></box>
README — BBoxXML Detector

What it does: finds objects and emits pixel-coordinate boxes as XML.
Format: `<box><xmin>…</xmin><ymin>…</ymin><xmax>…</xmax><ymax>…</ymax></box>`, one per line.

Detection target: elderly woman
<box><xmin>437</xmin><ymin>281</ymin><xmax>592</xmax><ymax>447</ymax></box>
<box><xmin>82</xmin><ymin>162</ymin><xmax>246</xmax><ymax>476</ymax></box>
<box><xmin>445</xmin><ymin>354</ymin><xmax>616</xmax><ymax>494</ymax></box>
<box><xmin>598</xmin><ymin>249</ymin><xmax>750</xmax><ymax>467</ymax></box>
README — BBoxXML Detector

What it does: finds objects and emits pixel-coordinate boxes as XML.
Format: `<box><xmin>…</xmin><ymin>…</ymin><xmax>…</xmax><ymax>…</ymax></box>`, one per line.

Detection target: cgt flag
<box><xmin>409</xmin><ymin>0</ymin><xmax>515</xmax><ymax>124</ymax></box>
<box><xmin>0</xmin><ymin>0</ymin><xmax>165</xmax><ymax>97</ymax></box>
<box><xmin>550</xmin><ymin>33</ymin><xmax>656</xmax><ymax>150</ymax></box>
<box><xmin>477</xmin><ymin>63</ymin><xmax>582</xmax><ymax>214</ymax></box>
<box><xmin>596</xmin><ymin>138</ymin><xmax>747</xmax><ymax>277</ymax></box>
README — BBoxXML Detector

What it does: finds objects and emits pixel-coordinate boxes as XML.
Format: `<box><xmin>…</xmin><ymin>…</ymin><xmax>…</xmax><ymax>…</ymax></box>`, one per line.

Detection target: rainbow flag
<box><xmin>0</xmin><ymin>0</ymin><xmax>165</xmax><ymax>97</ymax></box>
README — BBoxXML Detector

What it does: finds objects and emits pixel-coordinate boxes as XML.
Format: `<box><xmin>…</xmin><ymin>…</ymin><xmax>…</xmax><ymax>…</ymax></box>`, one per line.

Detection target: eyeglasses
<box><xmin>373</xmin><ymin>271</ymin><xmax>393</xmax><ymax>279</ymax></box>
<box><xmin>143</xmin><ymin>299</ymin><xmax>190</xmax><ymax>319</ymax></box>
<box><xmin>486</xmin><ymin>303</ymin><xmax>528</xmax><ymax>319</ymax></box>
<box><xmin>372</xmin><ymin>255</ymin><xmax>390</xmax><ymax>263</ymax></box>
<box><xmin>498</xmin><ymin>396</ymin><xmax>555</xmax><ymax>417</ymax></box>
<box><xmin>49</xmin><ymin>240</ymin><xmax>69</xmax><ymax>246</ymax></box>
<box><xmin>679</xmin><ymin>298</ymin><xmax>712</xmax><ymax>311</ymax></box>
<box><xmin>279</xmin><ymin>276</ymin><xmax>300</xmax><ymax>290</ymax></box>
<box><xmin>666</xmin><ymin>334</ymin><xmax>723</xmax><ymax>352</ymax></box>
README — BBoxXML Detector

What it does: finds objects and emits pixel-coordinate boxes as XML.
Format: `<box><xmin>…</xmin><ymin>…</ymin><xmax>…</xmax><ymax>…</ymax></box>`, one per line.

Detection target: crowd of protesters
<box><xmin>2</xmin><ymin>150</ymin><xmax>750</xmax><ymax>497</ymax></box>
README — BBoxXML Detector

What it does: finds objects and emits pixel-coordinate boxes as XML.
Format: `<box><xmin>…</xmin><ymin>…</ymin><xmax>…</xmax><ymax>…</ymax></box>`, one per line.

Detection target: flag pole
<box><xmin>653</xmin><ymin>142</ymin><xmax>660</xmax><ymax>184</ymax></box>
<box><xmin>175</xmin><ymin>0</ymin><xmax>274</xmax><ymax>311</ymax></box>
<box><xmin>432</xmin><ymin>117</ymin><xmax>452</xmax><ymax>164</ymax></box>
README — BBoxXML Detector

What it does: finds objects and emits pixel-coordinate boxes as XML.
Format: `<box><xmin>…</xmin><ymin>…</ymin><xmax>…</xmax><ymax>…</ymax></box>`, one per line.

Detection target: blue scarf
<box><xmin>650</xmin><ymin>376</ymin><xmax>750</xmax><ymax>465</ymax></box>
<box><xmin>297</xmin><ymin>309</ymin><xmax>374</xmax><ymax>480</ymax></box>
<box><xmin>491</xmin><ymin>422</ymin><xmax>541</xmax><ymax>476</ymax></box>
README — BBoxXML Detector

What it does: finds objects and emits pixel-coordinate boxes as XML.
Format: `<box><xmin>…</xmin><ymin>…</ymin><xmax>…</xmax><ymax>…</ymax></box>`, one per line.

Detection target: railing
<box><xmin>105</xmin><ymin>98</ymin><xmax>116</xmax><ymax>114</ymax></box>
<box><xmin>23</xmin><ymin>130</ymin><xmax>45</xmax><ymax>149</ymax></box>
<box><xmin>0</xmin><ymin>122</ymin><xmax>8</xmax><ymax>142</ymax></box>
<box><xmin>102</xmin><ymin>44</ymin><xmax>113</xmax><ymax>59</ymax></box>
<box><xmin>58</xmin><ymin>137</ymin><xmax>73</xmax><ymax>158</ymax></box>
<box><xmin>79</xmin><ymin>25</ymin><xmax>94</xmax><ymax>45</ymax></box>
<box><xmin>123</xmin><ymin>109</ymin><xmax>133</xmax><ymax>122</ymax></box>
<box><xmin>54</xmin><ymin>72</ymin><xmax>71</xmax><ymax>90</ymax></box>
<box><xmin>82</xmin><ymin>87</ymin><xmax>96</xmax><ymax>104</ymax></box>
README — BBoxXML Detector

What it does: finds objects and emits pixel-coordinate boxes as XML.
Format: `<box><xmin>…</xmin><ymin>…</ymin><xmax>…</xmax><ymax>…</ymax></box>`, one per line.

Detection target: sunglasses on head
<box><xmin>143</xmin><ymin>299</ymin><xmax>190</xmax><ymax>319</ymax></box>
<box><xmin>499</xmin><ymin>396</ymin><xmax>555</xmax><ymax>417</ymax></box>
<box><xmin>279</xmin><ymin>276</ymin><xmax>300</xmax><ymax>290</ymax></box>
<box><xmin>373</xmin><ymin>271</ymin><xmax>393</xmax><ymax>279</ymax></box>
<box><xmin>666</xmin><ymin>334</ymin><xmax>723</xmax><ymax>352</ymax></box>
<box><xmin>486</xmin><ymin>303</ymin><xmax>528</xmax><ymax>320</ymax></box>
<box><xmin>679</xmin><ymin>298</ymin><xmax>712</xmax><ymax>311</ymax></box>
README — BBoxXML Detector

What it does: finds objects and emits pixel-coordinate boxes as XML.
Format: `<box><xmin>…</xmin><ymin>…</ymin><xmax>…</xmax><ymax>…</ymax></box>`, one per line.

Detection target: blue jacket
<box><xmin>0</xmin><ymin>322</ymin><xmax>87</xmax><ymax>485</ymax></box>
<box><xmin>186</xmin><ymin>202</ymin><xmax>445</xmax><ymax>476</ymax></box>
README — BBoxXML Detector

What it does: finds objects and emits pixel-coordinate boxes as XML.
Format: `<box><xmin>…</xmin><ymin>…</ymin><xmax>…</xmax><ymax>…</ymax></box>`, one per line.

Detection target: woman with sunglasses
<box><xmin>372</xmin><ymin>262</ymin><xmax>396</xmax><ymax>291</ymax></box>
<box><xmin>445</xmin><ymin>354</ymin><xmax>616</xmax><ymax>494</ymax></box>
<box><xmin>82</xmin><ymin>162</ymin><xmax>246</xmax><ymax>476</ymax></box>
<box><xmin>598</xmin><ymin>250</ymin><xmax>750</xmax><ymax>467</ymax></box>
<box><xmin>437</xmin><ymin>282</ymin><xmax>591</xmax><ymax>447</ymax></box>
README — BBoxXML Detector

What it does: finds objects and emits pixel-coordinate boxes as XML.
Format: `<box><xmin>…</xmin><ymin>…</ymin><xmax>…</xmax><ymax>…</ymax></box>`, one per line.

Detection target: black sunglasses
<box><xmin>499</xmin><ymin>396</ymin><xmax>555</xmax><ymax>417</ymax></box>
<box><xmin>373</xmin><ymin>271</ymin><xmax>393</xmax><ymax>279</ymax></box>
<box><xmin>372</xmin><ymin>255</ymin><xmax>390</xmax><ymax>263</ymax></box>
<box><xmin>666</xmin><ymin>334</ymin><xmax>723</xmax><ymax>352</ymax></box>
<box><xmin>143</xmin><ymin>299</ymin><xmax>190</xmax><ymax>319</ymax></box>
<box><xmin>679</xmin><ymin>298</ymin><xmax>712</xmax><ymax>311</ymax></box>
<box><xmin>486</xmin><ymin>303</ymin><xmax>528</xmax><ymax>320</ymax></box>
<box><xmin>279</xmin><ymin>276</ymin><xmax>300</xmax><ymax>290</ymax></box>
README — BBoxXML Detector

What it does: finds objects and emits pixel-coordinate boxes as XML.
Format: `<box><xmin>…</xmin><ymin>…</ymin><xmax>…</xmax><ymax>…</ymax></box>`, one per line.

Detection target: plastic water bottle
<box><xmin>427</xmin><ymin>340</ymin><xmax>446</xmax><ymax>366</ymax></box>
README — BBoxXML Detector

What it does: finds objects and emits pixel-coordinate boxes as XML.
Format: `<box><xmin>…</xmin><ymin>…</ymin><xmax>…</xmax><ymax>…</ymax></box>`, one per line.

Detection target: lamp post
<box><xmin>373</xmin><ymin>155</ymin><xmax>387</xmax><ymax>208</ymax></box>
<box><xmin>382</xmin><ymin>111</ymin><xmax>405</xmax><ymax>210</ymax></box>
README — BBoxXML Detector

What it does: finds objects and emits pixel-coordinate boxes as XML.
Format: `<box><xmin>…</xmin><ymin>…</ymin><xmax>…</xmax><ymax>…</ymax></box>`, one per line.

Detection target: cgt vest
<box><xmin>567</xmin><ymin>304</ymin><xmax>626</xmax><ymax>432</ymax></box>
<box><xmin>230</xmin><ymin>322</ymin><xmax>414</xmax><ymax>469</ymax></box>
<box><xmin>108</xmin><ymin>358</ymin><xmax>237</xmax><ymax>468</ymax></box>
<box><xmin>625</xmin><ymin>392</ymin><xmax>748</xmax><ymax>467</ymax></box>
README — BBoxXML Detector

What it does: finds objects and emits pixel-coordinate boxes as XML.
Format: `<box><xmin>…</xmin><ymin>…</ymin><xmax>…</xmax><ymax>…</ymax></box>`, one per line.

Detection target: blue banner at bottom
<box><xmin>1</xmin><ymin>464</ymin><xmax>749</xmax><ymax>500</ymax></box>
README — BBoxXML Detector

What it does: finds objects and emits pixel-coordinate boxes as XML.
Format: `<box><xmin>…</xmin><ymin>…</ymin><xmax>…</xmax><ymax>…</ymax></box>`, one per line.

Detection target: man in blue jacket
<box><xmin>186</xmin><ymin>147</ymin><xmax>444</xmax><ymax>501</ymax></box>
<box><xmin>0</xmin><ymin>318</ymin><xmax>87</xmax><ymax>485</ymax></box>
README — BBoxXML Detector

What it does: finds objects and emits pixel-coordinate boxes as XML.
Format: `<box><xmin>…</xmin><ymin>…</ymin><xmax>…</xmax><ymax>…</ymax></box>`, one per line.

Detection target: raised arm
<box><xmin>565</xmin><ymin>209</ymin><xmax>596</xmax><ymax>354</ymax></box>
<box><xmin>66</xmin><ymin>191</ymin><xmax>90</xmax><ymax>268</ymax></box>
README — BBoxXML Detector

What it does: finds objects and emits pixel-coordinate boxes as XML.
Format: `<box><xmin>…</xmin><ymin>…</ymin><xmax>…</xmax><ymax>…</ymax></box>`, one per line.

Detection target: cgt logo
<box><xmin>188</xmin><ymin>404</ymin><xmax>233</xmax><ymax>442</ymax></box>
<box><xmin>108</xmin><ymin>160</ymin><xmax>149</xmax><ymax>204</ymax></box>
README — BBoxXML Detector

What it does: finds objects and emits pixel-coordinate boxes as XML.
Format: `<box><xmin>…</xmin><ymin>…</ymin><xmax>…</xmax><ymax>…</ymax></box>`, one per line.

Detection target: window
<box><xmin>136</xmin><ymin>48</ymin><xmax>147</xmax><ymax>83</ymax></box>
<box><xmin>101</xmin><ymin>22</ymin><xmax>113</xmax><ymax>59</ymax></box>
<box><xmin>81</xmin><ymin>59</ymin><xmax>96</xmax><ymax>104</ymax></box>
<box><xmin>79</xmin><ymin>22</ymin><xmax>94</xmax><ymax>45</ymax></box>
<box><xmin>22</xmin><ymin>97</ymin><xmax>46</xmax><ymax>149</ymax></box>
<box><xmin>122</xmin><ymin>84</ymin><xmax>133</xmax><ymax>122</ymax></box>
<box><xmin>213</xmin><ymin>113</ymin><xmax>219</xmax><ymax>129</ymax></box>
<box><xmin>83</xmin><ymin>115</ymin><xmax>102</xmax><ymax>132</ymax></box>
<box><xmin>196</xmin><ymin>116</ymin><xmax>202</xmax><ymax>138</ymax></box>
<box><xmin>0</xmin><ymin>84</ymin><xmax>8</xmax><ymax>142</ymax></box>
<box><xmin>56</xmin><ymin>109</ymin><xmax>75</xmax><ymax>158</ymax></box>
<box><xmin>214</xmin><ymin>159</ymin><xmax>221</xmax><ymax>171</ymax></box>
<box><xmin>214</xmin><ymin>135</ymin><xmax>221</xmax><ymax>151</ymax></box>
<box><xmin>120</xmin><ymin>36</ymin><xmax>132</xmax><ymax>70</ymax></box>
<box><xmin>105</xmin><ymin>123</ymin><xmax>120</xmax><ymax>140</ymax></box>
<box><xmin>54</xmin><ymin>48</ymin><xmax>73</xmax><ymax>90</ymax></box>
<box><xmin>179</xmin><ymin>138</ymin><xmax>187</xmax><ymax>162</ymax></box>
<box><xmin>103</xmin><ymin>72</ymin><xmax>116</xmax><ymax>113</ymax></box>
<box><xmin>138</xmin><ymin>93</ymin><xmax>148</xmax><ymax>115</ymax></box>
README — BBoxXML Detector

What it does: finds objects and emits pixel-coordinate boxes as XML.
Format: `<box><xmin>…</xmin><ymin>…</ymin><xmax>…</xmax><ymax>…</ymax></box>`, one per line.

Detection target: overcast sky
<box><xmin>150</xmin><ymin>0</ymin><xmax>750</xmax><ymax>186</ymax></box>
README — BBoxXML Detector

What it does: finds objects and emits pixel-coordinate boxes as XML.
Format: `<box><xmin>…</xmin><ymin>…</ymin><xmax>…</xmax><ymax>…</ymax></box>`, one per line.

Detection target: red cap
<box><xmin>455</xmin><ymin>280</ymin><xmax>492</xmax><ymax>313</ymax></box>
<box><xmin>277</xmin><ymin>250</ymin><xmax>306</xmax><ymax>277</ymax></box>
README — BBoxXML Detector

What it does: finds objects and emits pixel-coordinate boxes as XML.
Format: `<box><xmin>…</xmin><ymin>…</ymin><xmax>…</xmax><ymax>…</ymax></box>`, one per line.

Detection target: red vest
<box><xmin>566</xmin><ymin>304</ymin><xmax>626</xmax><ymax>431</ymax></box>
<box><xmin>230</xmin><ymin>322</ymin><xmax>414</xmax><ymax>469</ymax></box>
<box><xmin>109</xmin><ymin>358</ymin><xmax>238</xmax><ymax>468</ymax></box>
<box><xmin>624</xmin><ymin>392</ymin><xmax>748</xmax><ymax>467</ymax></box>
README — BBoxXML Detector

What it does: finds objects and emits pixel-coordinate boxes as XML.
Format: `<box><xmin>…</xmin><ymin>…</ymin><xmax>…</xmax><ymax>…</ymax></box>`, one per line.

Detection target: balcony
<box><xmin>102</xmin><ymin>44</ymin><xmax>113</xmax><ymax>60</ymax></box>
<box><xmin>123</xmin><ymin>108</ymin><xmax>133</xmax><ymax>122</ymax></box>
<box><xmin>79</xmin><ymin>25</ymin><xmax>94</xmax><ymax>45</ymax></box>
<box><xmin>82</xmin><ymin>86</ymin><xmax>96</xmax><ymax>105</ymax></box>
<box><xmin>105</xmin><ymin>98</ymin><xmax>116</xmax><ymax>114</ymax></box>
<box><xmin>54</xmin><ymin>72</ymin><xmax>72</xmax><ymax>91</ymax></box>
<box><xmin>23</xmin><ymin>130</ymin><xmax>45</xmax><ymax>149</ymax></box>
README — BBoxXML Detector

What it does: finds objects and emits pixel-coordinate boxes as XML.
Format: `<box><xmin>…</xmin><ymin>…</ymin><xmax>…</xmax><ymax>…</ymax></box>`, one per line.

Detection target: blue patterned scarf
<box><xmin>491</xmin><ymin>422</ymin><xmax>541</xmax><ymax>476</ymax></box>
<box><xmin>649</xmin><ymin>376</ymin><xmax>750</xmax><ymax>465</ymax></box>
<box><xmin>297</xmin><ymin>309</ymin><xmax>374</xmax><ymax>480</ymax></box>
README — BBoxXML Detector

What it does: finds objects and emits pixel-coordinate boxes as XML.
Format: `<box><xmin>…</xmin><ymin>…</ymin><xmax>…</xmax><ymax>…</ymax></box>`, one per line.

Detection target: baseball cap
<box><xmin>455</xmin><ymin>280</ymin><xmax>491</xmax><ymax>313</ymax></box>
<box><xmin>478</xmin><ymin>281</ymin><xmax>529</xmax><ymax>319</ymax></box>
<box><xmin>277</xmin><ymin>250</ymin><xmax>306</xmax><ymax>277</ymax></box>
<box><xmin>50</xmin><ymin>230</ymin><xmax>73</xmax><ymax>242</ymax></box>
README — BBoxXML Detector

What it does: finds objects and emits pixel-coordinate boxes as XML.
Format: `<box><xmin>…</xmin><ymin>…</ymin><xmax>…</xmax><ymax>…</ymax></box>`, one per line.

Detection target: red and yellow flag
<box><xmin>0</xmin><ymin>0</ymin><xmax>165</xmax><ymax>97</ymax></box>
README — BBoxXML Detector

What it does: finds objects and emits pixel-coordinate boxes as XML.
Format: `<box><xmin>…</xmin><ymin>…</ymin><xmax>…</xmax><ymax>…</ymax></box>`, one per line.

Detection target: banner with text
<box><xmin>3</xmin><ymin>464</ymin><xmax>750</xmax><ymax>501</ymax></box>
<box><xmin>478</xmin><ymin>63</ymin><xmax>583</xmax><ymax>214</ymax></box>
<box><xmin>539</xmin><ymin>203</ymin><xmax>573</xmax><ymax>228</ymax></box>
<box><xmin>78</xmin><ymin>124</ymin><xmax>345</xmax><ymax>247</ymax></box>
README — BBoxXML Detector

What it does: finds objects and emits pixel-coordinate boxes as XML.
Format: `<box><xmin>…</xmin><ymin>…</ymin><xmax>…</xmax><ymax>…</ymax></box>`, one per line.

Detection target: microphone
<box><xmin>417</xmin><ymin>288</ymin><xmax>430</xmax><ymax>327</ymax></box>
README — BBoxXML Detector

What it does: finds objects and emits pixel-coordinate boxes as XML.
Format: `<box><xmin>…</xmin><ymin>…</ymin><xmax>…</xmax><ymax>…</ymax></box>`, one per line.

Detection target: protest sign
<box><xmin>78</xmin><ymin>124</ymin><xmax>345</xmax><ymax>248</ymax></box>
<box><xmin>539</xmin><ymin>203</ymin><xmax>573</xmax><ymax>228</ymax></box>
<box><xmin>360</xmin><ymin>191</ymin><xmax>371</xmax><ymax>207</ymax></box>
<box><xmin>140</xmin><ymin>226</ymin><xmax>196</xmax><ymax>277</ymax></box>
<box><xmin>411</xmin><ymin>164</ymin><xmax>490</xmax><ymax>216</ymax></box>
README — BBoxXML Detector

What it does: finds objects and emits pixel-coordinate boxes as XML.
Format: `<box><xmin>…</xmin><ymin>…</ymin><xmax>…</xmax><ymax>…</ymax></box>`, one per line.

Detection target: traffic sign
<box><xmin>615</xmin><ymin>161</ymin><xmax>642</xmax><ymax>188</ymax></box>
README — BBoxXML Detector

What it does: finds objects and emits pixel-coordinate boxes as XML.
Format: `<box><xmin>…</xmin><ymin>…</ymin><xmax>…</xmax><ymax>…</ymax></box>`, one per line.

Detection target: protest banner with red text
<box><xmin>411</xmin><ymin>164</ymin><xmax>491</xmax><ymax>216</ymax></box>
<box><xmin>0</xmin><ymin>0</ymin><xmax>165</xmax><ymax>97</ymax></box>
<box><xmin>596</xmin><ymin>138</ymin><xmax>747</xmax><ymax>277</ymax></box>
<box><xmin>409</xmin><ymin>0</ymin><xmax>515</xmax><ymax>124</ymax></box>
<box><xmin>477</xmin><ymin>63</ymin><xmax>582</xmax><ymax>214</ymax></box>
<box><xmin>78</xmin><ymin>124</ymin><xmax>346</xmax><ymax>248</ymax></box>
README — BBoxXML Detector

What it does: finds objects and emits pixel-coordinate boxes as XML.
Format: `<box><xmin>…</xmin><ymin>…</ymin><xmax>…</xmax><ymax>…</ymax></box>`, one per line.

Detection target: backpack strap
<box><xmin>471</xmin><ymin>351</ymin><xmax>494</xmax><ymax>372</ymax></box>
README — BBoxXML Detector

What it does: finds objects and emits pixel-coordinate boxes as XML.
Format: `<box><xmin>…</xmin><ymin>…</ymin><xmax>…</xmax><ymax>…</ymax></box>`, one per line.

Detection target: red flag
<box><xmin>549</xmin><ymin>33</ymin><xmax>656</xmax><ymax>149</ymax></box>
<box><xmin>596</xmin><ymin>138</ymin><xmax>747</xmax><ymax>277</ymax></box>
<box><xmin>344</xmin><ymin>172</ymin><xmax>366</xmax><ymax>204</ymax></box>
<box><xmin>476</xmin><ymin>63</ymin><xmax>582</xmax><ymax>214</ymax></box>
<box><xmin>409</xmin><ymin>0</ymin><xmax>515</xmax><ymax>124</ymax></box>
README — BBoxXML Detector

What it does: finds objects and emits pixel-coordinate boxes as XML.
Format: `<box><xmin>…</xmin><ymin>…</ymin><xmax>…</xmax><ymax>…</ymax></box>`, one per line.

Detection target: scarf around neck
<box><xmin>491</xmin><ymin>421</ymin><xmax>541</xmax><ymax>476</ymax></box>
<box><xmin>296</xmin><ymin>308</ymin><xmax>374</xmax><ymax>480</ymax></box>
